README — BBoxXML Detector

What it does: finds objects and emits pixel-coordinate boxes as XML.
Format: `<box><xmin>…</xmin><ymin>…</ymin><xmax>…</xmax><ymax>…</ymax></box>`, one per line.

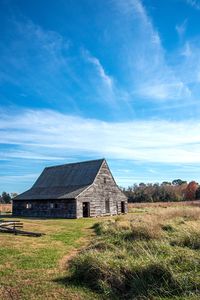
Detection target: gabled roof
<box><xmin>14</xmin><ymin>159</ymin><xmax>105</xmax><ymax>200</ymax></box>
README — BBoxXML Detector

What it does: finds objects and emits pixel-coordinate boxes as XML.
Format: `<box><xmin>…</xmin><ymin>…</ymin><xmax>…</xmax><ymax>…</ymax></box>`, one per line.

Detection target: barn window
<box><xmin>50</xmin><ymin>203</ymin><xmax>58</xmax><ymax>209</ymax></box>
<box><xmin>26</xmin><ymin>203</ymin><xmax>32</xmax><ymax>209</ymax></box>
<box><xmin>105</xmin><ymin>199</ymin><xmax>110</xmax><ymax>213</ymax></box>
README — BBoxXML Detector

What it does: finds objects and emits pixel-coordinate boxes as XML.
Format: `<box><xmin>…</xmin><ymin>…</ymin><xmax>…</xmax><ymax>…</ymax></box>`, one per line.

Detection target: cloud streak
<box><xmin>176</xmin><ymin>19</ymin><xmax>187</xmax><ymax>38</ymax></box>
<box><xmin>83</xmin><ymin>49</ymin><xmax>113</xmax><ymax>88</ymax></box>
<box><xmin>112</xmin><ymin>0</ymin><xmax>191</xmax><ymax>101</ymax></box>
<box><xmin>0</xmin><ymin>1</ymin><xmax>198</xmax><ymax>117</ymax></box>
<box><xmin>0</xmin><ymin>18</ymin><xmax>127</xmax><ymax>117</ymax></box>
<box><xmin>186</xmin><ymin>0</ymin><xmax>200</xmax><ymax>10</ymax></box>
<box><xmin>1</xmin><ymin>108</ymin><xmax>200</xmax><ymax>164</ymax></box>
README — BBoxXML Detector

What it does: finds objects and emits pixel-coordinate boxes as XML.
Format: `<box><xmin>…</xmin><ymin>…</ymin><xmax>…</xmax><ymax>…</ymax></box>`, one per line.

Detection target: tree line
<box><xmin>2</xmin><ymin>180</ymin><xmax>200</xmax><ymax>204</ymax></box>
<box><xmin>0</xmin><ymin>192</ymin><xmax>18</xmax><ymax>204</ymax></box>
<box><xmin>122</xmin><ymin>180</ymin><xmax>200</xmax><ymax>203</ymax></box>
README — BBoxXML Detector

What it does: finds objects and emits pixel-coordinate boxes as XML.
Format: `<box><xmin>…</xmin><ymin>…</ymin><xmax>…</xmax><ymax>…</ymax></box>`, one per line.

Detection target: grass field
<box><xmin>1</xmin><ymin>206</ymin><xmax>200</xmax><ymax>299</ymax></box>
<box><xmin>0</xmin><ymin>217</ymin><xmax>101</xmax><ymax>300</ymax></box>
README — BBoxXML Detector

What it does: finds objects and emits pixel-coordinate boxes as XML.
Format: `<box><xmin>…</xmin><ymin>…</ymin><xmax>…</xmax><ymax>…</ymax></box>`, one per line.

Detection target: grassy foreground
<box><xmin>1</xmin><ymin>206</ymin><xmax>200</xmax><ymax>299</ymax></box>
<box><xmin>68</xmin><ymin>206</ymin><xmax>200</xmax><ymax>300</ymax></box>
<box><xmin>0</xmin><ymin>217</ymin><xmax>100</xmax><ymax>300</ymax></box>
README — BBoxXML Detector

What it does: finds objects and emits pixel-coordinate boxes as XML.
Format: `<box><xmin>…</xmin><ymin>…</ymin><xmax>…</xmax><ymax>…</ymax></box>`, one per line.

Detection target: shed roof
<box><xmin>14</xmin><ymin>158</ymin><xmax>105</xmax><ymax>200</ymax></box>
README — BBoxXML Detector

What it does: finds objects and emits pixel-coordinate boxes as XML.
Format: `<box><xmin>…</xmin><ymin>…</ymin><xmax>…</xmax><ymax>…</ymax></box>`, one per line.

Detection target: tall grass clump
<box><xmin>68</xmin><ymin>208</ymin><xmax>200</xmax><ymax>299</ymax></box>
<box><xmin>130</xmin><ymin>223</ymin><xmax>161</xmax><ymax>240</ymax></box>
<box><xmin>69</xmin><ymin>244</ymin><xmax>183</xmax><ymax>298</ymax></box>
<box><xmin>171</xmin><ymin>228</ymin><xmax>200</xmax><ymax>250</ymax></box>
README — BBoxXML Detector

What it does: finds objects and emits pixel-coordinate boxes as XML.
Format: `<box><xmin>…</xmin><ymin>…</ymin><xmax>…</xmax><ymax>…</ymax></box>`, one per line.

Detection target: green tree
<box><xmin>172</xmin><ymin>179</ymin><xmax>187</xmax><ymax>186</ymax></box>
<box><xmin>1</xmin><ymin>192</ymin><xmax>11</xmax><ymax>203</ymax></box>
<box><xmin>11</xmin><ymin>192</ymin><xmax>18</xmax><ymax>199</ymax></box>
<box><xmin>161</xmin><ymin>181</ymin><xmax>171</xmax><ymax>186</ymax></box>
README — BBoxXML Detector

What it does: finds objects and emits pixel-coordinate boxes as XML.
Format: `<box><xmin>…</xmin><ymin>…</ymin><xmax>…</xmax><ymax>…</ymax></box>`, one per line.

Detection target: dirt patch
<box><xmin>59</xmin><ymin>235</ymin><xmax>94</xmax><ymax>270</ymax></box>
<box><xmin>0</xmin><ymin>286</ymin><xmax>20</xmax><ymax>300</ymax></box>
<box><xmin>60</xmin><ymin>249</ymin><xmax>80</xmax><ymax>270</ymax></box>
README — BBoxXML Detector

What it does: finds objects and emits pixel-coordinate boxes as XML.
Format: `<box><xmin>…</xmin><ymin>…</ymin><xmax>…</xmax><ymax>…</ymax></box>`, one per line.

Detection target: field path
<box><xmin>59</xmin><ymin>233</ymin><xmax>95</xmax><ymax>270</ymax></box>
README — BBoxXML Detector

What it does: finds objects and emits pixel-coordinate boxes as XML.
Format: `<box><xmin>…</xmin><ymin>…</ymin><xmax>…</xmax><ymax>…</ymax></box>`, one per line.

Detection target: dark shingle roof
<box><xmin>14</xmin><ymin>159</ymin><xmax>104</xmax><ymax>200</ymax></box>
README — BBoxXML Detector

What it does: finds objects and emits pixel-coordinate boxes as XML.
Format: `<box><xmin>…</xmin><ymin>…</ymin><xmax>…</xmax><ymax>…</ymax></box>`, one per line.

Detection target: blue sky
<box><xmin>1</xmin><ymin>0</ymin><xmax>200</xmax><ymax>193</ymax></box>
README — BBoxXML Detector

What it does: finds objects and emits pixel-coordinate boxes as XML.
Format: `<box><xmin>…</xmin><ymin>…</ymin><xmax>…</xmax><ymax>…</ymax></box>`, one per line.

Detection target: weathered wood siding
<box><xmin>12</xmin><ymin>199</ymin><xmax>76</xmax><ymax>218</ymax></box>
<box><xmin>76</xmin><ymin>161</ymin><xmax>128</xmax><ymax>218</ymax></box>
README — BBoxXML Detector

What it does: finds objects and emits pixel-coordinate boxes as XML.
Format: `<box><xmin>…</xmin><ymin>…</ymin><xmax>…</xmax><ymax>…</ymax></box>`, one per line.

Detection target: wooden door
<box><xmin>121</xmin><ymin>201</ymin><xmax>125</xmax><ymax>213</ymax></box>
<box><xmin>83</xmin><ymin>202</ymin><xmax>90</xmax><ymax>217</ymax></box>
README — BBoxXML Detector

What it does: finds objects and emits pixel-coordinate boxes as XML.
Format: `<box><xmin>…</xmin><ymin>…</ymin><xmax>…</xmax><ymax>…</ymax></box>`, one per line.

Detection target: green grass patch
<box><xmin>0</xmin><ymin>217</ymin><xmax>98</xmax><ymax>300</ymax></box>
<box><xmin>171</xmin><ymin>230</ymin><xmax>200</xmax><ymax>250</ymax></box>
<box><xmin>1</xmin><ymin>207</ymin><xmax>200</xmax><ymax>299</ymax></box>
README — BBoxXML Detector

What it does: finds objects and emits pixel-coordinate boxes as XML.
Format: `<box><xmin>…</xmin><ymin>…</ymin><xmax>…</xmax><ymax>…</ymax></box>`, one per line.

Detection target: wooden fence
<box><xmin>0</xmin><ymin>204</ymin><xmax>12</xmax><ymax>213</ymax></box>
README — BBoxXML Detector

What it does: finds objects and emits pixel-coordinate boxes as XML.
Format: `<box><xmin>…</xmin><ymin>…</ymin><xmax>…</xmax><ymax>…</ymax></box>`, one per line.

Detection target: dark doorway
<box><xmin>121</xmin><ymin>201</ymin><xmax>125</xmax><ymax>213</ymax></box>
<box><xmin>83</xmin><ymin>202</ymin><xmax>90</xmax><ymax>217</ymax></box>
<box><xmin>105</xmin><ymin>199</ymin><xmax>110</xmax><ymax>213</ymax></box>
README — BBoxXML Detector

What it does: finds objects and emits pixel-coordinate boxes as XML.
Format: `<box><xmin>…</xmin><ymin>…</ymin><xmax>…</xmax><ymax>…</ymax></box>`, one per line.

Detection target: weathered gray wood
<box><xmin>13</xmin><ymin>199</ymin><xmax>76</xmax><ymax>218</ymax></box>
<box><xmin>76</xmin><ymin>160</ymin><xmax>128</xmax><ymax>218</ymax></box>
<box><xmin>12</xmin><ymin>159</ymin><xmax>128</xmax><ymax>218</ymax></box>
<box><xmin>0</xmin><ymin>221</ymin><xmax>45</xmax><ymax>236</ymax></box>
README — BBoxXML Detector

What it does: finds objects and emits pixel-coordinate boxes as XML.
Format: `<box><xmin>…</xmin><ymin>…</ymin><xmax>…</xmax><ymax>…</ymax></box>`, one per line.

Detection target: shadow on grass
<box><xmin>53</xmin><ymin>260</ymin><xmax>184</xmax><ymax>300</ymax></box>
<box><xmin>53</xmin><ymin>276</ymin><xmax>110</xmax><ymax>299</ymax></box>
<box><xmin>0</xmin><ymin>215</ymin><xmax>71</xmax><ymax>221</ymax></box>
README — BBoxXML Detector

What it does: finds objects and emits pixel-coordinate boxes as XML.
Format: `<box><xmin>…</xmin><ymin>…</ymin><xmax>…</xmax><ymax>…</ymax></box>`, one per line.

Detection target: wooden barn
<box><xmin>13</xmin><ymin>159</ymin><xmax>128</xmax><ymax>218</ymax></box>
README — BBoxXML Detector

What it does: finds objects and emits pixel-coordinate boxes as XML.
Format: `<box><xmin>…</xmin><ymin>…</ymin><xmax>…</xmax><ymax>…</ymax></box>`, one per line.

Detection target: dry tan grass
<box><xmin>152</xmin><ymin>206</ymin><xmax>200</xmax><ymax>222</ymax></box>
<box><xmin>0</xmin><ymin>204</ymin><xmax>12</xmax><ymax>213</ymax></box>
<box><xmin>129</xmin><ymin>200</ymin><xmax>200</xmax><ymax>209</ymax></box>
<box><xmin>70</xmin><ymin>206</ymin><xmax>200</xmax><ymax>299</ymax></box>
<box><xmin>113</xmin><ymin>206</ymin><xmax>200</xmax><ymax>241</ymax></box>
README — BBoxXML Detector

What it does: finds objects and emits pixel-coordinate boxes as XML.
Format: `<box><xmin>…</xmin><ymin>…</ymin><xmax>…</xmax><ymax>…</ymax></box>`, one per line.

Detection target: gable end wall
<box><xmin>76</xmin><ymin>161</ymin><xmax>128</xmax><ymax>218</ymax></box>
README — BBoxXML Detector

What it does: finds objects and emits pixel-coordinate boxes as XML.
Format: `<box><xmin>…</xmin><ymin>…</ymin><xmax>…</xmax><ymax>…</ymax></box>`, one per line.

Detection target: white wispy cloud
<box><xmin>1</xmin><ymin>108</ymin><xmax>200</xmax><ymax>164</ymax></box>
<box><xmin>0</xmin><ymin>18</ymin><xmax>132</xmax><ymax>115</ymax></box>
<box><xmin>181</xmin><ymin>42</ymin><xmax>192</xmax><ymax>57</ymax></box>
<box><xmin>138</xmin><ymin>81</ymin><xmax>191</xmax><ymax>100</ymax></box>
<box><xmin>0</xmin><ymin>150</ymin><xmax>65</xmax><ymax>161</ymax></box>
<box><xmin>113</xmin><ymin>0</ymin><xmax>191</xmax><ymax>101</ymax></box>
<box><xmin>83</xmin><ymin>49</ymin><xmax>113</xmax><ymax>88</ymax></box>
<box><xmin>185</xmin><ymin>0</ymin><xmax>200</xmax><ymax>10</ymax></box>
<box><xmin>0</xmin><ymin>174</ymin><xmax>39</xmax><ymax>182</ymax></box>
<box><xmin>80</xmin><ymin>48</ymin><xmax>124</xmax><ymax>110</ymax></box>
<box><xmin>176</xmin><ymin>19</ymin><xmax>187</xmax><ymax>38</ymax></box>
<box><xmin>0</xmin><ymin>2</ymin><xmax>196</xmax><ymax>113</ymax></box>
<box><xmin>176</xmin><ymin>39</ymin><xmax>200</xmax><ymax>85</ymax></box>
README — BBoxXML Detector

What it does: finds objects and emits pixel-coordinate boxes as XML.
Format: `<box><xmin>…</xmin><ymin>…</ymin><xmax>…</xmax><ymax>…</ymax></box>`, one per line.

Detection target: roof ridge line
<box><xmin>45</xmin><ymin>158</ymin><xmax>105</xmax><ymax>169</ymax></box>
